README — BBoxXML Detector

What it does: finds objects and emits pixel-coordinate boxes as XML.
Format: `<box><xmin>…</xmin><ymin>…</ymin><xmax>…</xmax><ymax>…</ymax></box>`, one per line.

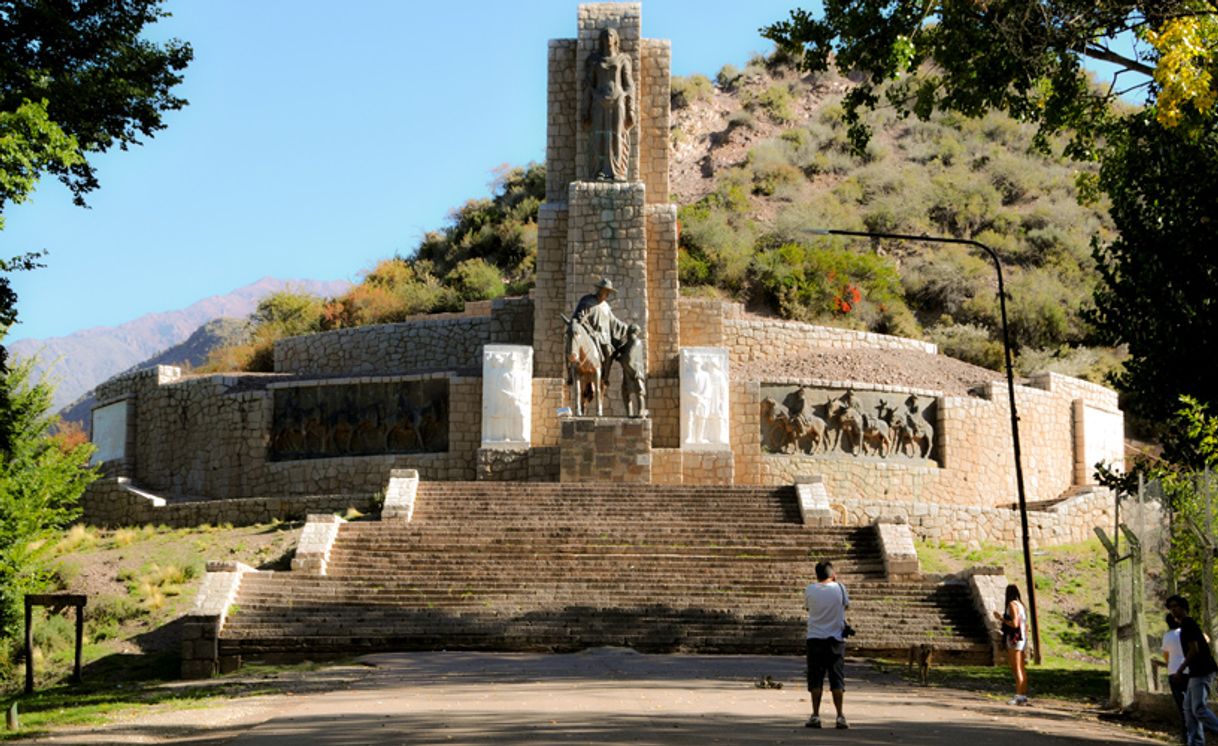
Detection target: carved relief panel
<box><xmin>760</xmin><ymin>385</ymin><xmax>938</xmax><ymax>464</ymax></box>
<box><xmin>270</xmin><ymin>379</ymin><xmax>449</xmax><ymax>461</ymax></box>
<box><xmin>680</xmin><ymin>347</ymin><xmax>730</xmax><ymax>450</ymax></box>
<box><xmin>482</xmin><ymin>345</ymin><xmax>533</xmax><ymax>447</ymax></box>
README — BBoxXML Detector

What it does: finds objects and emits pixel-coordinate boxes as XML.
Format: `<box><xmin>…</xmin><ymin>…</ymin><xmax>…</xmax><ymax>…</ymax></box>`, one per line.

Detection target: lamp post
<box><xmin>811</xmin><ymin>227</ymin><xmax>1042</xmax><ymax>664</ymax></box>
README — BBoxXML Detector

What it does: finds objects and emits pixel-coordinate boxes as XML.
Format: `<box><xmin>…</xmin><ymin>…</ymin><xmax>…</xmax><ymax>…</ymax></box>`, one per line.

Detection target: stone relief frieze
<box><xmin>760</xmin><ymin>385</ymin><xmax>937</xmax><ymax>464</ymax></box>
<box><xmin>270</xmin><ymin>379</ymin><xmax>448</xmax><ymax>461</ymax></box>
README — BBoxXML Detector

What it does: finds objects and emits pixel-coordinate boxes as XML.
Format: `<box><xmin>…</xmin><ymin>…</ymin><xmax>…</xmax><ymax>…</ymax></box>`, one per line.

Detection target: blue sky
<box><xmin>1</xmin><ymin>0</ymin><xmax>804</xmax><ymax>343</ymax></box>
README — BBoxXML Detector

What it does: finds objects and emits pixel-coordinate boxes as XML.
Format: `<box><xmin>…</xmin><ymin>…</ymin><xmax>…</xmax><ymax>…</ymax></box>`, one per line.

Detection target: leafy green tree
<box><xmin>0</xmin><ymin>353</ymin><xmax>97</xmax><ymax>641</ymax></box>
<box><xmin>0</xmin><ymin>0</ymin><xmax>193</xmax><ymax>215</ymax></box>
<box><xmin>0</xmin><ymin>251</ymin><xmax>43</xmax><ymax>453</ymax></box>
<box><xmin>1088</xmin><ymin>115</ymin><xmax>1218</xmax><ymax>424</ymax></box>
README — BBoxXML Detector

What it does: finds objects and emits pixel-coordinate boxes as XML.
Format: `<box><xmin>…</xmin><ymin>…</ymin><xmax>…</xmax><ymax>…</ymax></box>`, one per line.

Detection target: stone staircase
<box><xmin>217</xmin><ymin>483</ymin><xmax>993</xmax><ymax>663</ymax></box>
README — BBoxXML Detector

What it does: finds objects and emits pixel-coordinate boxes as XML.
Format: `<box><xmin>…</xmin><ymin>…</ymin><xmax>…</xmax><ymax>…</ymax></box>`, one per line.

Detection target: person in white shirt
<box><xmin>804</xmin><ymin>560</ymin><xmax>850</xmax><ymax>729</ymax></box>
<box><xmin>1164</xmin><ymin>612</ymin><xmax>1188</xmax><ymax>742</ymax></box>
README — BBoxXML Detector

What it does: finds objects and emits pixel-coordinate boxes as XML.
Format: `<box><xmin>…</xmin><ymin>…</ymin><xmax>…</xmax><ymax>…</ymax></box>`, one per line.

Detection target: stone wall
<box><xmin>545</xmin><ymin>40</ymin><xmax>578</xmax><ymax>203</ymax></box>
<box><xmin>273</xmin><ymin>297</ymin><xmax>531</xmax><ymax>377</ymax></box>
<box><xmin>837</xmin><ymin>487</ymin><xmax>1121</xmax><ymax>545</ymax></box>
<box><xmin>678</xmin><ymin>299</ymin><xmax>938</xmax><ymax>357</ymax></box>
<box><xmin>560</xmin><ymin>416</ymin><xmax>652</xmax><ymax>482</ymax></box>
<box><xmin>534</xmin><ymin>204</ymin><xmax>569</xmax><ymax>378</ymax></box>
<box><xmin>87</xmin><ymin>366</ymin><xmax>483</xmax><ymax>502</ymax></box>
<box><xmin>734</xmin><ymin>374</ymin><xmax>1089</xmax><ymax>509</ymax></box>
<box><xmin>646</xmin><ymin>205</ymin><xmax>679</xmax><ymax>376</ymax></box>
<box><xmin>638</xmin><ymin>38</ymin><xmax>670</xmax><ymax>203</ymax></box>
<box><xmin>83</xmin><ymin>477</ymin><xmax>378</xmax><ymax>529</ymax></box>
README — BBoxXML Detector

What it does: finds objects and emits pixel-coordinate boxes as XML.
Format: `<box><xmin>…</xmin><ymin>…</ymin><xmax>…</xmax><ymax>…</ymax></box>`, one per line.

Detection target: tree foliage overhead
<box><xmin>763</xmin><ymin>1</ymin><xmax>1218</xmax><ymax>430</ymax></box>
<box><xmin>761</xmin><ymin>1</ymin><xmax>1199</xmax><ymax>155</ymax></box>
<box><xmin>0</xmin><ymin>0</ymin><xmax>193</xmax><ymax>217</ymax></box>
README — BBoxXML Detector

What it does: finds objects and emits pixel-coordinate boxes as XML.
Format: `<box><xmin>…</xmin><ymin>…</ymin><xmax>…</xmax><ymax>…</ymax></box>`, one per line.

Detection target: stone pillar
<box><xmin>560</xmin><ymin>416</ymin><xmax>652</xmax><ymax>483</ymax></box>
<box><xmin>680</xmin><ymin>347</ymin><xmax>730</xmax><ymax>451</ymax></box>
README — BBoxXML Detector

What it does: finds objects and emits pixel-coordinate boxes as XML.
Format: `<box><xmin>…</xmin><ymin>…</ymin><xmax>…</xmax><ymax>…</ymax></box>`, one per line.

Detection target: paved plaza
<box><xmin>17</xmin><ymin>650</ymin><xmax>1161</xmax><ymax>745</ymax></box>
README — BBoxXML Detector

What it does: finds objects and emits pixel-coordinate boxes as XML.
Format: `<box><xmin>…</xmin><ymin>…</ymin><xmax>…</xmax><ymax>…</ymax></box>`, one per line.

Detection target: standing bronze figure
<box><xmin>583</xmin><ymin>27</ymin><xmax>634</xmax><ymax>181</ymax></box>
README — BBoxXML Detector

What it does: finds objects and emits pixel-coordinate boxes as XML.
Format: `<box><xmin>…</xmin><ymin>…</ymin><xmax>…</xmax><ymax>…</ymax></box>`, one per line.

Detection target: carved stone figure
<box><xmin>895</xmin><ymin>394</ymin><xmax>935</xmax><ymax>459</ymax></box>
<box><xmin>681</xmin><ymin>348</ymin><xmax>730</xmax><ymax>449</ymax></box>
<box><xmin>618</xmin><ymin>324</ymin><xmax>647</xmax><ymax>417</ymax></box>
<box><xmin>860</xmin><ymin>399</ymin><xmax>894</xmax><ymax>458</ymax></box>
<box><xmin>761</xmin><ymin>397</ymin><xmax>795</xmax><ymax>453</ymax></box>
<box><xmin>583</xmin><ymin>27</ymin><xmax>635</xmax><ymax>181</ymax></box>
<box><xmin>483</xmin><ymin>346</ymin><xmax>532</xmax><ymax>445</ymax></box>
<box><xmin>828</xmin><ymin>390</ymin><xmax>865</xmax><ymax>456</ymax></box>
<box><xmin>787</xmin><ymin>386</ymin><xmax>828</xmax><ymax>454</ymax></box>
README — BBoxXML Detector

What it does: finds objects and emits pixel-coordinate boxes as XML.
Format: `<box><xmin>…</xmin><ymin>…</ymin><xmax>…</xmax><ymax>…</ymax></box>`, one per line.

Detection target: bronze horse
<box><xmin>562</xmin><ymin>313</ymin><xmax>604</xmax><ymax>416</ymax></box>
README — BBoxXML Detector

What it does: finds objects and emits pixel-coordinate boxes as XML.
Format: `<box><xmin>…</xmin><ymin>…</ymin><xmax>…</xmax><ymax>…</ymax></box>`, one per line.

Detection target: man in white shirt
<box><xmin>1163</xmin><ymin>612</ymin><xmax>1188</xmax><ymax>743</ymax></box>
<box><xmin>804</xmin><ymin>560</ymin><xmax>849</xmax><ymax>729</ymax></box>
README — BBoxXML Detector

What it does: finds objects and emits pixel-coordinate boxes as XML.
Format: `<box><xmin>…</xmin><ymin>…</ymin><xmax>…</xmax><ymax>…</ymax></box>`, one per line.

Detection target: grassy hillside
<box><xmin>204</xmin><ymin>53</ymin><xmax>1121</xmax><ymax>384</ymax></box>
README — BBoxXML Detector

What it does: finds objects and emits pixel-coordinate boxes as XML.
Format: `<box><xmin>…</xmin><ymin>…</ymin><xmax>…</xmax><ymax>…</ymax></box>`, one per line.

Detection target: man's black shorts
<box><xmin>806</xmin><ymin>638</ymin><xmax>846</xmax><ymax>691</ymax></box>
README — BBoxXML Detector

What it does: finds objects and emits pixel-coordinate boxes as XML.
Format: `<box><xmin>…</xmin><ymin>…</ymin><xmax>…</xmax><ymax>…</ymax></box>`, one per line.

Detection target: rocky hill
<box><xmin>11</xmin><ymin>277</ymin><xmax>350</xmax><ymax>414</ymax></box>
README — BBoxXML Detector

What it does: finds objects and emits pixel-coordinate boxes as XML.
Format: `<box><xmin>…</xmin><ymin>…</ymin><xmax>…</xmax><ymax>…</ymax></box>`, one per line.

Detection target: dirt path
<box><xmin>11</xmin><ymin>650</ymin><xmax>1164</xmax><ymax>745</ymax></box>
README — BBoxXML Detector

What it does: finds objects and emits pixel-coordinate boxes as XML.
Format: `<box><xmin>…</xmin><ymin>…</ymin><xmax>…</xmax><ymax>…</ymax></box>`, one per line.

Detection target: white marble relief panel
<box><xmin>482</xmin><ymin>345</ymin><xmax>533</xmax><ymax>447</ymax></box>
<box><xmin>680</xmin><ymin>347</ymin><xmax>729</xmax><ymax>451</ymax></box>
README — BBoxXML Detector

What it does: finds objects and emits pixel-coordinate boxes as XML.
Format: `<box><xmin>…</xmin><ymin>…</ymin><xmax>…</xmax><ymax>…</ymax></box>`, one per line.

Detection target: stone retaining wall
<box><xmin>272</xmin><ymin>296</ymin><xmax>532</xmax><ymax>377</ymax></box>
<box><xmin>82</xmin><ymin>477</ymin><xmax>378</xmax><ymax>528</ymax></box>
<box><xmin>837</xmin><ymin>487</ymin><xmax>1121</xmax><ymax>545</ymax></box>
<box><xmin>679</xmin><ymin>299</ymin><xmax>938</xmax><ymax>358</ymax></box>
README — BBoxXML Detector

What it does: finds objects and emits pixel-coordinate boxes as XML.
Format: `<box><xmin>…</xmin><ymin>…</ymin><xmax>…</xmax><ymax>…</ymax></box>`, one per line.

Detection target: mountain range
<box><xmin>10</xmin><ymin>277</ymin><xmax>351</xmax><ymax>417</ymax></box>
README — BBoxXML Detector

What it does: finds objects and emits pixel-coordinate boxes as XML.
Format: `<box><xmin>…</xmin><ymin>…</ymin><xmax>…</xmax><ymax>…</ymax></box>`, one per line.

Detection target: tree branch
<box><xmin>1084</xmin><ymin>45</ymin><xmax>1155</xmax><ymax>77</ymax></box>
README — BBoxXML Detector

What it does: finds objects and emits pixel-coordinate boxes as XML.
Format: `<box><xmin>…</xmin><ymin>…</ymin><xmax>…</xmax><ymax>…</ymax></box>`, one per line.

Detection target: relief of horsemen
<box><xmin>270</xmin><ymin>379</ymin><xmax>449</xmax><ymax>461</ymax></box>
<box><xmin>760</xmin><ymin>385</ymin><xmax>937</xmax><ymax>463</ymax></box>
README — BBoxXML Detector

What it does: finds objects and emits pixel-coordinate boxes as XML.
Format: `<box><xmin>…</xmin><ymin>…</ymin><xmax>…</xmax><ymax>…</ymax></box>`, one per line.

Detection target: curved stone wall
<box><xmin>272</xmin><ymin>297</ymin><xmax>532</xmax><ymax>377</ymax></box>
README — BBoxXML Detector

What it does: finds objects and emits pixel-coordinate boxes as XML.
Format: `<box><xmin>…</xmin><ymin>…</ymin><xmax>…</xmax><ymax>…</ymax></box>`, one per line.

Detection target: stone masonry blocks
<box><xmin>534</xmin><ymin>203</ymin><xmax>569</xmax><ymax>378</ymax></box>
<box><xmin>566</xmin><ymin>182</ymin><xmax>649</xmax><ymax>356</ymax></box>
<box><xmin>560</xmin><ymin>416</ymin><xmax>652</xmax><ymax>483</ymax></box>
<box><xmin>646</xmin><ymin>204</ymin><xmax>679</xmax><ymax>376</ymax></box>
<box><xmin>546</xmin><ymin>40</ymin><xmax>578</xmax><ymax>202</ymax></box>
<box><xmin>639</xmin><ymin>39</ymin><xmax>671</xmax><ymax>201</ymax></box>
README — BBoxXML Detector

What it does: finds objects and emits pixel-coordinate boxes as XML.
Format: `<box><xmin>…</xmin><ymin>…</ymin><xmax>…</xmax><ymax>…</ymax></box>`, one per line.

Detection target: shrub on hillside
<box><xmin>450</xmin><ymin>258</ymin><xmax>506</xmax><ymax>301</ymax></box>
<box><xmin>749</xmin><ymin>241</ymin><xmax>917</xmax><ymax>335</ymax></box>
<box><xmin>672</xmin><ymin>74</ymin><xmax>713</xmax><ymax>108</ymax></box>
<box><xmin>716</xmin><ymin>64</ymin><xmax>742</xmax><ymax>91</ymax></box>
<box><xmin>928</xmin><ymin>323</ymin><xmax>1005</xmax><ymax>370</ymax></box>
<box><xmin>743</xmin><ymin>83</ymin><xmax>796</xmax><ymax>124</ymax></box>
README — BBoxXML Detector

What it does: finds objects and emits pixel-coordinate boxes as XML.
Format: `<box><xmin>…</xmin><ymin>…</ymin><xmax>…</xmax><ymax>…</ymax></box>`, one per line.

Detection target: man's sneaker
<box><xmin>805</xmin><ymin>715</ymin><xmax>821</xmax><ymax>728</ymax></box>
<box><xmin>1009</xmin><ymin>695</ymin><xmax>1029</xmax><ymax>706</ymax></box>
<box><xmin>836</xmin><ymin>715</ymin><xmax>849</xmax><ymax>729</ymax></box>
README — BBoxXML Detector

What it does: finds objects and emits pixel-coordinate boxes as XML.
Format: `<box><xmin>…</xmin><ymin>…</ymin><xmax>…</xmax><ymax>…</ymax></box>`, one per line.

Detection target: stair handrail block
<box><xmin>795</xmin><ymin>476</ymin><xmax>834</xmax><ymax>527</ymax></box>
<box><xmin>291</xmin><ymin>514</ymin><xmax>347</xmax><ymax>575</ymax></box>
<box><xmin>967</xmin><ymin>568</ymin><xmax>1010</xmax><ymax>665</ymax></box>
<box><xmin>180</xmin><ymin>560</ymin><xmax>258</xmax><ymax>678</ymax></box>
<box><xmin>874</xmin><ymin>518</ymin><xmax>920</xmax><ymax>579</ymax></box>
<box><xmin>382</xmin><ymin>469</ymin><xmax>419</xmax><ymax>522</ymax></box>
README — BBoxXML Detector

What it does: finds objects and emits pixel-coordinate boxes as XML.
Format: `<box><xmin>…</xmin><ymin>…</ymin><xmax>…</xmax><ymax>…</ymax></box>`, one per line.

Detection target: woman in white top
<box><xmin>993</xmin><ymin>583</ymin><xmax>1029</xmax><ymax>705</ymax></box>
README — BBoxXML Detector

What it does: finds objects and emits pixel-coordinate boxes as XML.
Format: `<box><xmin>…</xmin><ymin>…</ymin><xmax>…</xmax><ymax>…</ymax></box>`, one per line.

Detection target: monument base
<box><xmin>560</xmin><ymin>416</ymin><xmax>652</xmax><ymax>483</ymax></box>
<box><xmin>477</xmin><ymin>446</ymin><xmax>531</xmax><ymax>482</ymax></box>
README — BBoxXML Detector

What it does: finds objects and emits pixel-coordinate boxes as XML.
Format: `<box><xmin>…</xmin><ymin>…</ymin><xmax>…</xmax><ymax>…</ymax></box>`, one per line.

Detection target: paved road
<box><xmin>17</xmin><ymin>650</ymin><xmax>1163</xmax><ymax>745</ymax></box>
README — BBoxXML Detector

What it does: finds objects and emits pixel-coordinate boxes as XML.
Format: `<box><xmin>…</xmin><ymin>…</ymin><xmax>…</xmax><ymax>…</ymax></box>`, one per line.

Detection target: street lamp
<box><xmin>810</xmin><ymin>227</ymin><xmax>1042</xmax><ymax>664</ymax></box>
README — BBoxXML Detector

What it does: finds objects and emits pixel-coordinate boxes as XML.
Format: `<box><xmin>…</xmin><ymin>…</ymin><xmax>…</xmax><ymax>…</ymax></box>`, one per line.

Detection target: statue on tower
<box><xmin>583</xmin><ymin>27</ymin><xmax>635</xmax><ymax>181</ymax></box>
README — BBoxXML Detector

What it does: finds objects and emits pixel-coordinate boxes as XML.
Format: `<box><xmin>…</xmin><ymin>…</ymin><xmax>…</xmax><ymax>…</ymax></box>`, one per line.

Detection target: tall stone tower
<box><xmin>534</xmin><ymin>3</ymin><xmax>680</xmax><ymax>444</ymax></box>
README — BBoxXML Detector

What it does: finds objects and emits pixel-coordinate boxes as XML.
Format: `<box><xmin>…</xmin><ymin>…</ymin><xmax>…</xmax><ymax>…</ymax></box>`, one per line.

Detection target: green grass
<box><xmin>882</xmin><ymin>658</ymin><xmax>1109</xmax><ymax>704</ymax></box>
<box><xmin>0</xmin><ymin>655</ymin><xmax>332</xmax><ymax>740</ymax></box>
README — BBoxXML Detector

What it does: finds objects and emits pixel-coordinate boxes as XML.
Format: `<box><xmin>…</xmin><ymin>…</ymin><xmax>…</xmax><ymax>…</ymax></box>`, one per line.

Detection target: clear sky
<box><xmin>1</xmin><ymin>0</ymin><xmax>807</xmax><ymax>343</ymax></box>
